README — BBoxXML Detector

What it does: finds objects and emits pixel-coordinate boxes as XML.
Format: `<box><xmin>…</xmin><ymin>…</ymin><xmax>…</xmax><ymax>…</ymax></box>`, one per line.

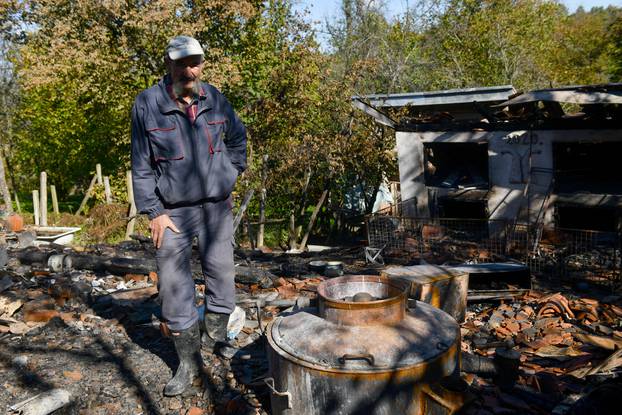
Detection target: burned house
<box><xmin>355</xmin><ymin>84</ymin><xmax>622</xmax><ymax>234</ymax></box>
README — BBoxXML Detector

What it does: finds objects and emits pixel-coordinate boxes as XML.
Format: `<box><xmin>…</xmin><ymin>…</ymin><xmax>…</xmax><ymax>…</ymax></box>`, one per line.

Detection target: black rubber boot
<box><xmin>201</xmin><ymin>312</ymin><xmax>229</xmax><ymax>355</ymax></box>
<box><xmin>164</xmin><ymin>322</ymin><xmax>202</xmax><ymax>397</ymax></box>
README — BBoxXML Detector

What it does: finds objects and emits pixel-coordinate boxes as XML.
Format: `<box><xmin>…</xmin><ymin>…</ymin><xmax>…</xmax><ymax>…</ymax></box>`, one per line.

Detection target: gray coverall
<box><xmin>130</xmin><ymin>76</ymin><xmax>247</xmax><ymax>331</ymax></box>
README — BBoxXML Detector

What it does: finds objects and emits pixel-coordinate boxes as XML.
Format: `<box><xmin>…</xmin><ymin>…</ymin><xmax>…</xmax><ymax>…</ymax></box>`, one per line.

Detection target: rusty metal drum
<box><xmin>265</xmin><ymin>275</ymin><xmax>461</xmax><ymax>415</ymax></box>
<box><xmin>318</xmin><ymin>274</ymin><xmax>411</xmax><ymax>325</ymax></box>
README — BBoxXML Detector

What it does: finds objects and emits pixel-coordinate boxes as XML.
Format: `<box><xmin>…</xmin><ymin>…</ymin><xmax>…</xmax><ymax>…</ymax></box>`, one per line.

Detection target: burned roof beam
<box><xmin>351</xmin><ymin>98</ymin><xmax>396</xmax><ymax>129</ymax></box>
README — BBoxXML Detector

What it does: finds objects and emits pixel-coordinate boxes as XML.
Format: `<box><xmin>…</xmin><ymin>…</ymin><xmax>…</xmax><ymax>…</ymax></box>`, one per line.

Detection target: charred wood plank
<box><xmin>234</xmin><ymin>265</ymin><xmax>276</xmax><ymax>288</ymax></box>
<box><xmin>15</xmin><ymin>248</ymin><xmax>275</xmax><ymax>287</ymax></box>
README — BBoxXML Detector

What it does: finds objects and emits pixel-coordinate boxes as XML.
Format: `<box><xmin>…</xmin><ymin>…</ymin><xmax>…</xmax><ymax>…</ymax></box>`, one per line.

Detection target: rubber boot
<box><xmin>201</xmin><ymin>312</ymin><xmax>229</xmax><ymax>356</ymax></box>
<box><xmin>164</xmin><ymin>322</ymin><xmax>202</xmax><ymax>397</ymax></box>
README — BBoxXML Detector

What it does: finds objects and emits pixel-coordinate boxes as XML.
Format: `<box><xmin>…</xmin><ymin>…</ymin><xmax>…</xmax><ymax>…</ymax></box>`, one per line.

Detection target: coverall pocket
<box><xmin>204</xmin><ymin>119</ymin><xmax>227</xmax><ymax>152</ymax></box>
<box><xmin>148</xmin><ymin>125</ymin><xmax>184</xmax><ymax>161</ymax></box>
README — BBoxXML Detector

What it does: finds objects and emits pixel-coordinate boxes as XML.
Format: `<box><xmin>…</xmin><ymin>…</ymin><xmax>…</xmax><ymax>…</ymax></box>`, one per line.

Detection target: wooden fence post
<box><xmin>50</xmin><ymin>185</ymin><xmax>59</xmax><ymax>216</ymax></box>
<box><xmin>96</xmin><ymin>163</ymin><xmax>103</xmax><ymax>185</ymax></box>
<box><xmin>103</xmin><ymin>176</ymin><xmax>112</xmax><ymax>204</ymax></box>
<box><xmin>32</xmin><ymin>190</ymin><xmax>40</xmax><ymax>226</ymax></box>
<box><xmin>75</xmin><ymin>174</ymin><xmax>97</xmax><ymax>215</ymax></box>
<box><xmin>125</xmin><ymin>171</ymin><xmax>137</xmax><ymax>239</ymax></box>
<box><xmin>39</xmin><ymin>172</ymin><xmax>47</xmax><ymax>226</ymax></box>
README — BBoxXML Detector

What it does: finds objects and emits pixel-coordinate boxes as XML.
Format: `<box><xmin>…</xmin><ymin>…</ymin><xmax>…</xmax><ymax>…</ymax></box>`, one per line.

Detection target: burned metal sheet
<box><xmin>495</xmin><ymin>85</ymin><xmax>622</xmax><ymax>107</ymax></box>
<box><xmin>358</xmin><ymin>85</ymin><xmax>516</xmax><ymax>108</ymax></box>
<box><xmin>450</xmin><ymin>262</ymin><xmax>532</xmax><ymax>301</ymax></box>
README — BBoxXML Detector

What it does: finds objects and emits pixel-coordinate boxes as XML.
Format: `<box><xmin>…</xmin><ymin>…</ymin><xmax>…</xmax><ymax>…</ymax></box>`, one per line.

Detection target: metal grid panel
<box><xmin>366</xmin><ymin>211</ymin><xmax>621</xmax><ymax>289</ymax></box>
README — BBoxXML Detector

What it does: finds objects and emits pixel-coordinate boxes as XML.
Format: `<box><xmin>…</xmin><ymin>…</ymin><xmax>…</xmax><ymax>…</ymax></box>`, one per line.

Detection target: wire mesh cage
<box><xmin>366</xmin><ymin>204</ymin><xmax>621</xmax><ymax>289</ymax></box>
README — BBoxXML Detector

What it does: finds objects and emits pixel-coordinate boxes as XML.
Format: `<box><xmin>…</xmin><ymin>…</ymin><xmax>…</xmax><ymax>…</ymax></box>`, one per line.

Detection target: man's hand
<box><xmin>150</xmin><ymin>214</ymin><xmax>180</xmax><ymax>248</ymax></box>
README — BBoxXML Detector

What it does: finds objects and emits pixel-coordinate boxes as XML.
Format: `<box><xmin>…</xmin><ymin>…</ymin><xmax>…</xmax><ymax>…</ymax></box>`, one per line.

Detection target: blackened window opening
<box><xmin>439</xmin><ymin>198</ymin><xmax>488</xmax><ymax>219</ymax></box>
<box><xmin>438</xmin><ymin>198</ymin><xmax>489</xmax><ymax>239</ymax></box>
<box><xmin>556</xmin><ymin>205</ymin><xmax>619</xmax><ymax>232</ymax></box>
<box><xmin>424</xmin><ymin>142</ymin><xmax>489</xmax><ymax>189</ymax></box>
<box><xmin>553</xmin><ymin>142</ymin><xmax>622</xmax><ymax>194</ymax></box>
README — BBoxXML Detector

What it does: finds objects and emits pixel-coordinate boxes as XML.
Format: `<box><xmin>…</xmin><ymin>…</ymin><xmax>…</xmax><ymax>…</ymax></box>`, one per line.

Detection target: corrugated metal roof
<box><xmin>355</xmin><ymin>85</ymin><xmax>516</xmax><ymax>108</ymax></box>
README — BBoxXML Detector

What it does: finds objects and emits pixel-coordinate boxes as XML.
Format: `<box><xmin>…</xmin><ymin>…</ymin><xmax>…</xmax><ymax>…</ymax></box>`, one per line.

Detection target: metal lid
<box><xmin>269</xmin><ymin>301</ymin><xmax>459</xmax><ymax>374</ymax></box>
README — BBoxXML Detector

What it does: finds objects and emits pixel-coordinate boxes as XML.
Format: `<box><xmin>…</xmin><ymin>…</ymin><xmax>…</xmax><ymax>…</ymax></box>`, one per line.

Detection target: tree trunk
<box><xmin>365</xmin><ymin>181</ymin><xmax>381</xmax><ymax>215</ymax></box>
<box><xmin>257</xmin><ymin>154</ymin><xmax>269</xmax><ymax>247</ymax></box>
<box><xmin>299</xmin><ymin>189</ymin><xmax>328</xmax><ymax>252</ymax></box>
<box><xmin>288</xmin><ymin>211</ymin><xmax>297</xmax><ymax>250</ymax></box>
<box><xmin>0</xmin><ymin>94</ymin><xmax>13</xmax><ymax>212</ymax></box>
<box><xmin>297</xmin><ymin>167</ymin><xmax>312</xmax><ymax>217</ymax></box>
<box><xmin>0</xmin><ymin>151</ymin><xmax>13</xmax><ymax>213</ymax></box>
<box><xmin>295</xmin><ymin>167</ymin><xmax>312</xmax><ymax>242</ymax></box>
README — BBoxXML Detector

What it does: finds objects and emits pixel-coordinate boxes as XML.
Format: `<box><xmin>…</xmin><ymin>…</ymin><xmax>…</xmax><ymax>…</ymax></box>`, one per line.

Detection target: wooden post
<box><xmin>14</xmin><ymin>193</ymin><xmax>21</xmax><ymax>213</ymax></box>
<box><xmin>126</xmin><ymin>203</ymin><xmax>137</xmax><ymax>240</ymax></box>
<box><xmin>126</xmin><ymin>171</ymin><xmax>134</xmax><ymax>205</ymax></box>
<box><xmin>50</xmin><ymin>185</ymin><xmax>59</xmax><ymax>216</ymax></box>
<box><xmin>299</xmin><ymin>189</ymin><xmax>328</xmax><ymax>252</ymax></box>
<box><xmin>95</xmin><ymin>163</ymin><xmax>103</xmax><ymax>185</ymax></box>
<box><xmin>257</xmin><ymin>154</ymin><xmax>269</xmax><ymax>247</ymax></box>
<box><xmin>125</xmin><ymin>171</ymin><xmax>137</xmax><ymax>239</ymax></box>
<box><xmin>39</xmin><ymin>171</ymin><xmax>47</xmax><ymax>226</ymax></box>
<box><xmin>103</xmin><ymin>176</ymin><xmax>112</xmax><ymax>204</ymax></box>
<box><xmin>32</xmin><ymin>190</ymin><xmax>40</xmax><ymax>226</ymax></box>
<box><xmin>75</xmin><ymin>174</ymin><xmax>97</xmax><ymax>215</ymax></box>
<box><xmin>232</xmin><ymin>189</ymin><xmax>254</xmax><ymax>234</ymax></box>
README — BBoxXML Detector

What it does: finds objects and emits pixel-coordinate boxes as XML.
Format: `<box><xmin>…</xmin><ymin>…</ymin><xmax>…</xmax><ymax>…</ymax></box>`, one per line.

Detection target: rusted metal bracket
<box><xmin>264</xmin><ymin>377</ymin><xmax>292</xmax><ymax>409</ymax></box>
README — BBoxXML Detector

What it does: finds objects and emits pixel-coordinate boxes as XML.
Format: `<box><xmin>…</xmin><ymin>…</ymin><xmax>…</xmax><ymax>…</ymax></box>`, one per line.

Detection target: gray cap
<box><xmin>166</xmin><ymin>36</ymin><xmax>204</xmax><ymax>60</ymax></box>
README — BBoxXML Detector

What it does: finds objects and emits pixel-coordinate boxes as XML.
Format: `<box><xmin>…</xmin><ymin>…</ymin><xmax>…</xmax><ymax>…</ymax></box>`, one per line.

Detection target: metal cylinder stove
<box><xmin>266</xmin><ymin>275</ymin><xmax>461</xmax><ymax>415</ymax></box>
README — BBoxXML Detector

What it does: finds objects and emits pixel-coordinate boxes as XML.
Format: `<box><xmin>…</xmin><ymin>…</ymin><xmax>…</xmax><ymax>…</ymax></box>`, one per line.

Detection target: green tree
<box><xmin>421</xmin><ymin>0</ymin><xmax>566</xmax><ymax>90</ymax></box>
<box><xmin>607</xmin><ymin>12</ymin><xmax>622</xmax><ymax>81</ymax></box>
<box><xmin>547</xmin><ymin>6</ymin><xmax>621</xmax><ymax>85</ymax></box>
<box><xmin>10</xmin><ymin>0</ymin><xmax>260</xmax><ymax>193</ymax></box>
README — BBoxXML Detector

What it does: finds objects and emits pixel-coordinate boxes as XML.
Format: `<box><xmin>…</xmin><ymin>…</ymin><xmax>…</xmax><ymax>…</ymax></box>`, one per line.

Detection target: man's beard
<box><xmin>173</xmin><ymin>77</ymin><xmax>201</xmax><ymax>97</ymax></box>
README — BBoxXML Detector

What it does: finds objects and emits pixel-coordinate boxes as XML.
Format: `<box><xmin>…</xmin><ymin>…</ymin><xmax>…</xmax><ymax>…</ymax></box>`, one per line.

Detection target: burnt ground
<box><xmin>1</xmin><ymin>241</ymin><xmax>621</xmax><ymax>415</ymax></box>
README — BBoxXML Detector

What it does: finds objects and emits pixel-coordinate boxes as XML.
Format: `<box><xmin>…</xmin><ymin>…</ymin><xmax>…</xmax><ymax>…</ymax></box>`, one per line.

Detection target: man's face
<box><xmin>166</xmin><ymin>55</ymin><xmax>204</xmax><ymax>97</ymax></box>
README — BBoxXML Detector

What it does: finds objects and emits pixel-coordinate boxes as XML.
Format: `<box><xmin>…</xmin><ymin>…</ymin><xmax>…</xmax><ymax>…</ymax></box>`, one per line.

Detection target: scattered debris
<box><xmin>9</xmin><ymin>388</ymin><xmax>72</xmax><ymax>415</ymax></box>
<box><xmin>0</xmin><ymin>239</ymin><xmax>620</xmax><ymax>414</ymax></box>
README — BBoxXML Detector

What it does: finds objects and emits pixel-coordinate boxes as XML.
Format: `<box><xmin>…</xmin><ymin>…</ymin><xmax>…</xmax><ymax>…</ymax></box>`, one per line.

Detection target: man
<box><xmin>131</xmin><ymin>35</ymin><xmax>247</xmax><ymax>396</ymax></box>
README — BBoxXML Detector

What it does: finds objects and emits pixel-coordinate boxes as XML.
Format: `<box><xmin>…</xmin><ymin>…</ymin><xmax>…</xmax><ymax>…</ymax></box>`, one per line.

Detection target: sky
<box><xmin>293</xmin><ymin>0</ymin><xmax>621</xmax><ymax>49</ymax></box>
<box><xmin>294</xmin><ymin>0</ymin><xmax>621</xmax><ymax>26</ymax></box>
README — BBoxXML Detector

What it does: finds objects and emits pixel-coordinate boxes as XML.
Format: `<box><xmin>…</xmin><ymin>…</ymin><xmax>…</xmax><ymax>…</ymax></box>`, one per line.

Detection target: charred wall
<box><xmin>397</xmin><ymin>129</ymin><xmax>622</xmax><ymax>234</ymax></box>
